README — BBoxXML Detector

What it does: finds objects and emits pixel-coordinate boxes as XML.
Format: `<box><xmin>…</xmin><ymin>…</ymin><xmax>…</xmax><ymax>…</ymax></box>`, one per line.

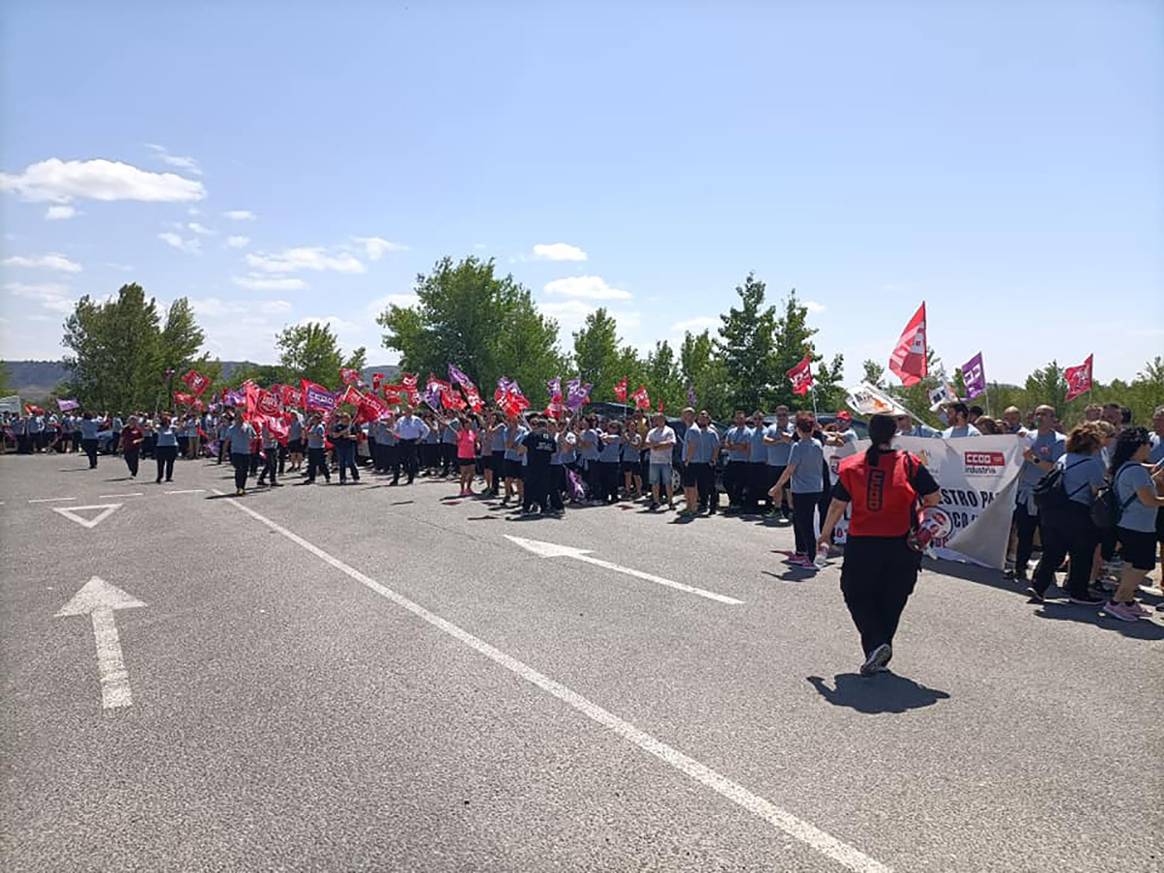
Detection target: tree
<box><xmin>815</xmin><ymin>353</ymin><xmax>846</xmax><ymax>411</ymax></box>
<box><xmin>276</xmin><ymin>322</ymin><xmax>362</xmax><ymax>389</ymax></box>
<box><xmin>573</xmin><ymin>308</ymin><xmax>624</xmax><ymax>401</ymax></box>
<box><xmin>378</xmin><ymin>256</ymin><xmax>563</xmax><ymax>403</ymax></box>
<box><xmin>680</xmin><ymin>329</ymin><xmax>730</xmax><ymax>419</ymax></box>
<box><xmin>643</xmin><ymin>340</ymin><xmax>684</xmax><ymax>412</ymax></box>
<box><xmin>771</xmin><ymin>289</ymin><xmax>823</xmax><ymax>411</ymax></box>
<box><xmin>861</xmin><ymin>359</ymin><xmax>885</xmax><ymax>388</ymax></box>
<box><xmin>715</xmin><ymin>272</ymin><xmax>778</xmax><ymax>413</ymax></box>
<box><xmin>61</xmin><ymin>283</ymin><xmax>207</xmax><ymax>413</ymax></box>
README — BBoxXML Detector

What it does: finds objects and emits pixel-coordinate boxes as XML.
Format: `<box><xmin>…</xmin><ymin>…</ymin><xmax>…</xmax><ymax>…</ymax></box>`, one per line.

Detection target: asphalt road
<box><xmin>2</xmin><ymin>451</ymin><xmax>1161</xmax><ymax>873</ymax></box>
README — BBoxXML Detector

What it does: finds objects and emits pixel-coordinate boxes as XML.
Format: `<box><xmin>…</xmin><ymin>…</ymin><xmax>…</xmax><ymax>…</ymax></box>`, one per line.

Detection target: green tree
<box><xmin>771</xmin><ymin>288</ymin><xmax>825</xmax><ymax>411</ymax></box>
<box><xmin>715</xmin><ymin>272</ymin><xmax>778</xmax><ymax>413</ymax></box>
<box><xmin>815</xmin><ymin>353</ymin><xmax>846</xmax><ymax>411</ymax></box>
<box><xmin>573</xmin><ymin>308</ymin><xmax>624</xmax><ymax>401</ymax></box>
<box><xmin>680</xmin><ymin>329</ymin><xmax>730</xmax><ymax>418</ymax></box>
<box><xmin>861</xmin><ymin>359</ymin><xmax>885</xmax><ymax>388</ymax></box>
<box><xmin>378</xmin><ymin>256</ymin><xmax>562</xmax><ymax>402</ymax></box>
<box><xmin>643</xmin><ymin>340</ymin><xmax>684</xmax><ymax>412</ymax></box>
<box><xmin>276</xmin><ymin>322</ymin><xmax>363</xmax><ymax>390</ymax></box>
<box><xmin>61</xmin><ymin>283</ymin><xmax>206</xmax><ymax>413</ymax></box>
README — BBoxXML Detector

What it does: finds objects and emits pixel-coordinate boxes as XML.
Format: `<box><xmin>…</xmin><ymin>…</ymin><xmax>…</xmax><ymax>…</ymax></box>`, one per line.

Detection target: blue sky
<box><xmin>2</xmin><ymin>1</ymin><xmax>1161</xmax><ymax>387</ymax></box>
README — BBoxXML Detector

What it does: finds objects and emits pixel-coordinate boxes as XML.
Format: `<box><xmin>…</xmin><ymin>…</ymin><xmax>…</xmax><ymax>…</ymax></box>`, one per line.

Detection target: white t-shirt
<box><xmin>646</xmin><ymin>426</ymin><xmax>676</xmax><ymax>464</ymax></box>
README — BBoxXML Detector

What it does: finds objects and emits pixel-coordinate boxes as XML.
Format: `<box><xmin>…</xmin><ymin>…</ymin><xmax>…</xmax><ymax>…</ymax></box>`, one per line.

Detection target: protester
<box><xmin>503</xmin><ymin>414</ymin><xmax>529</xmax><ymax>505</ymax></box>
<box><xmin>225</xmin><ymin>414</ymin><xmax>257</xmax><ymax>495</ymax></box>
<box><xmin>256</xmin><ymin>418</ymin><xmax>283</xmax><ymax>488</ymax></box>
<box><xmin>646</xmin><ymin>411</ymin><xmax>676</xmax><ymax>511</ymax></box>
<box><xmin>723</xmin><ymin>411</ymin><xmax>752</xmax><ymax>512</ymax></box>
<box><xmin>763</xmin><ymin>406</ymin><xmax>794</xmax><ymax>520</ymax></box>
<box><xmin>941</xmin><ymin>402</ymin><xmax>981</xmax><ymax>438</ymax></box>
<box><xmin>393</xmin><ymin>406</ymin><xmax>429</xmax><ymax>485</ymax></box>
<box><xmin>770</xmin><ymin>413</ymin><xmax>825</xmax><ymax>567</ymax></box>
<box><xmin>154</xmin><ymin>414</ymin><xmax>179</xmax><ymax>483</ymax></box>
<box><xmin>1027</xmin><ymin>422</ymin><xmax>1107</xmax><ymax>605</ymax></box>
<box><xmin>819</xmin><ymin>413</ymin><xmax>941</xmax><ymax>674</ymax></box>
<box><xmin>303</xmin><ymin>412</ymin><xmax>331</xmax><ymax>484</ymax></box>
<box><xmin>1103</xmin><ymin>428</ymin><xmax>1164</xmax><ymax>620</ymax></box>
<box><xmin>455</xmin><ymin>414</ymin><xmax>479</xmax><ymax>496</ymax></box>
<box><xmin>517</xmin><ymin>416</ymin><xmax>558</xmax><ymax>515</ymax></box>
<box><xmin>78</xmin><ymin>411</ymin><xmax>100</xmax><ymax>468</ymax></box>
<box><xmin>120</xmin><ymin>416</ymin><xmax>144</xmax><ymax>478</ymax></box>
<box><xmin>1007</xmin><ymin>405</ymin><xmax>1065</xmax><ymax>582</ymax></box>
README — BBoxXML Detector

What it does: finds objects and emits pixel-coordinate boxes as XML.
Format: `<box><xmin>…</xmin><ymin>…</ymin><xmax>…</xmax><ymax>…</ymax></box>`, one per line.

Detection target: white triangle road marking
<box><xmin>52</xmin><ymin>503</ymin><xmax>123</xmax><ymax>530</ymax></box>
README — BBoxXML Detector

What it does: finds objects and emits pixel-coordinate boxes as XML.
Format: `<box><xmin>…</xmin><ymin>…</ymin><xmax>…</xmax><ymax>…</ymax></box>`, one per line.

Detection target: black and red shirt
<box><xmin>833</xmin><ymin>450</ymin><xmax>939</xmax><ymax>538</ymax></box>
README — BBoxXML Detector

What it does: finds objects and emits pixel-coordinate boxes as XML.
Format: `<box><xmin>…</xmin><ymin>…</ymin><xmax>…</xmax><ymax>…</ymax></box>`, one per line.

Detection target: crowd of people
<box><xmin>4</xmin><ymin>397</ymin><xmax>1162</xmax><ymax>626</ymax></box>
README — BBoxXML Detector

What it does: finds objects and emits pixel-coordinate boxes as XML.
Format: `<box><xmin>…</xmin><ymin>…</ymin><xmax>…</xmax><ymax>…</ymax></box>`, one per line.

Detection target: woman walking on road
<box><xmin>154</xmin><ymin>414</ymin><xmax>179</xmax><ymax>483</ymax></box>
<box><xmin>225</xmin><ymin>414</ymin><xmax>257</xmax><ymax>495</ymax></box>
<box><xmin>79</xmin><ymin>411</ymin><xmax>100</xmax><ymax>469</ymax></box>
<box><xmin>770</xmin><ymin>413</ymin><xmax>826</xmax><ymax>567</ymax></box>
<box><xmin>1103</xmin><ymin>427</ymin><xmax>1164</xmax><ymax>621</ymax></box>
<box><xmin>818</xmin><ymin>413</ymin><xmax>941</xmax><ymax>675</ymax></box>
<box><xmin>120</xmin><ymin>416</ymin><xmax>144</xmax><ymax>478</ymax></box>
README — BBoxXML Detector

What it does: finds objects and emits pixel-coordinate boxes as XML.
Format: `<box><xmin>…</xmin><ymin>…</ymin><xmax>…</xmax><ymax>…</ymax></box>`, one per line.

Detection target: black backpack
<box><xmin>1090</xmin><ymin>463</ymin><xmax>1139</xmax><ymax>530</ymax></box>
<box><xmin>1032</xmin><ymin>458</ymin><xmax>1091</xmax><ymax>512</ymax></box>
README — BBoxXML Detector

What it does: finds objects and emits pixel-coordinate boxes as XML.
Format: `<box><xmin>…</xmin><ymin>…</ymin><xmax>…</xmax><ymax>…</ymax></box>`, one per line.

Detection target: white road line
<box><xmin>165</xmin><ymin>489</ymin><xmax>205</xmax><ymax>494</ymax></box>
<box><xmin>214</xmin><ymin>489</ymin><xmax>890</xmax><ymax>873</ymax></box>
<box><xmin>29</xmin><ymin>497</ymin><xmax>76</xmax><ymax>503</ymax></box>
<box><xmin>99</xmin><ymin>492</ymin><xmax>143</xmax><ymax>498</ymax></box>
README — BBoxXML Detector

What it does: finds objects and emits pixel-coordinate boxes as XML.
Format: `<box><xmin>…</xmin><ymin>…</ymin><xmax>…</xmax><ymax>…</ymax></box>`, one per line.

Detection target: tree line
<box><xmin>50</xmin><ymin>260</ymin><xmax>1164</xmax><ymax>424</ymax></box>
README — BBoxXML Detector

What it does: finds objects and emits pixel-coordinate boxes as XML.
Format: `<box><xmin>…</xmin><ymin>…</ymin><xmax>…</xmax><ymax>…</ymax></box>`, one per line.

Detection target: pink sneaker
<box><xmin>1104</xmin><ymin>601</ymin><xmax>1142</xmax><ymax>622</ymax></box>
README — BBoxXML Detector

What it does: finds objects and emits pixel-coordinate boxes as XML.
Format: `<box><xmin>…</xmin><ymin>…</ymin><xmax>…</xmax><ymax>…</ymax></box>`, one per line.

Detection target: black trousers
<box><xmin>71</xmin><ymin>432</ymin><xmax>81</xmax><ymax>452</ymax></box>
<box><xmin>124</xmin><ymin>448</ymin><xmax>139</xmax><ymax>477</ymax></box>
<box><xmin>82</xmin><ymin>438</ymin><xmax>98</xmax><ymax>468</ymax></box>
<box><xmin>689</xmin><ymin>462</ymin><xmax>716</xmax><ymax>511</ymax></box>
<box><xmin>792</xmin><ymin>490</ymin><xmax>822</xmax><ymax>555</ymax></box>
<box><xmin>440</xmin><ymin>442</ymin><xmax>457</xmax><ymax>475</ymax></box>
<box><xmin>259</xmin><ymin>449</ymin><xmax>278</xmax><ymax>485</ymax></box>
<box><xmin>231</xmin><ymin>453</ymin><xmax>251</xmax><ymax>490</ymax></box>
<box><xmin>596</xmin><ymin>461</ymin><xmax>620</xmax><ymax>503</ymax></box>
<box><xmin>142</xmin><ymin>435</ymin><xmax>155</xmax><ymax>459</ymax></box>
<box><xmin>398</xmin><ymin>438</ymin><xmax>419</xmax><ymax>483</ymax></box>
<box><xmin>109</xmin><ymin>432</ymin><xmax>120</xmax><ymax>455</ymax></box>
<box><xmin>840</xmin><ymin>536</ymin><xmax>920</xmax><ymax>657</ymax></box>
<box><xmin>1013</xmin><ymin>501</ymin><xmax>1040</xmax><ymax>572</ymax></box>
<box><xmin>724</xmin><ymin>462</ymin><xmax>745</xmax><ymax>506</ymax></box>
<box><xmin>155</xmin><ymin>445</ymin><xmax>176</xmax><ymax>481</ymax></box>
<box><xmin>1033</xmin><ymin>502</ymin><xmax>1098</xmax><ymax>598</ymax></box>
<box><xmin>307</xmin><ymin>447</ymin><xmax>330</xmax><ymax>482</ymax></box>
<box><xmin>217</xmin><ymin>438</ymin><xmax>227</xmax><ymax>464</ymax></box>
<box><xmin>524</xmin><ymin>466</ymin><xmax>552</xmax><ymax>511</ymax></box>
<box><xmin>747</xmin><ymin>462</ymin><xmax>767</xmax><ymax>509</ymax></box>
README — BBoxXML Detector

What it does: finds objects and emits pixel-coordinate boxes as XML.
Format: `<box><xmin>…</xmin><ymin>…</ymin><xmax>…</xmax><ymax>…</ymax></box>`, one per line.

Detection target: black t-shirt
<box><xmin>521</xmin><ymin>431</ymin><xmax>557</xmax><ymax>469</ymax></box>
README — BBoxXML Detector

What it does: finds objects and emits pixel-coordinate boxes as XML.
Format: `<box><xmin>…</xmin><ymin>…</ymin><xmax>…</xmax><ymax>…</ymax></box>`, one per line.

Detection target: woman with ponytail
<box><xmin>818</xmin><ymin>413</ymin><xmax>941</xmax><ymax>675</ymax></box>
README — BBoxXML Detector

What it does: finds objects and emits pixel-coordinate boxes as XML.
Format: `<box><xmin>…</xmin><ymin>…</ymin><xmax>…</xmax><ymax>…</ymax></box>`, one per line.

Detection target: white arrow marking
<box><xmin>56</xmin><ymin>577</ymin><xmax>146</xmax><ymax>709</ymax></box>
<box><xmin>505</xmin><ymin>535</ymin><xmax>743</xmax><ymax>605</ymax></box>
<box><xmin>51</xmin><ymin>503</ymin><xmax>122</xmax><ymax>529</ymax></box>
<box><xmin>29</xmin><ymin>497</ymin><xmax>76</xmax><ymax>503</ymax></box>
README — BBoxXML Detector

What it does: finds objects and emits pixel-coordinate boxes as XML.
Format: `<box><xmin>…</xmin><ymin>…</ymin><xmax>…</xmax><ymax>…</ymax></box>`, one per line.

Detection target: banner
<box><xmin>845</xmin><ymin>383</ymin><xmax>910</xmax><ymax>417</ymax></box>
<box><xmin>181</xmin><ymin>369</ymin><xmax>210</xmax><ymax>396</ymax></box>
<box><xmin>823</xmin><ymin>434</ymin><xmax>1024</xmax><ymax>568</ymax></box>
<box><xmin>889</xmin><ymin>302</ymin><xmax>927</xmax><ymax>386</ymax></box>
<box><xmin>301</xmin><ymin>380</ymin><xmax>338</xmax><ymax>412</ymax></box>
<box><xmin>57</xmin><ymin>398</ymin><xmax>80</xmax><ymax>412</ymax></box>
<box><xmin>927</xmin><ymin>368</ymin><xmax>959</xmax><ymax>411</ymax></box>
<box><xmin>961</xmin><ymin>352</ymin><xmax>986</xmax><ymax>400</ymax></box>
<box><xmin>0</xmin><ymin>395</ymin><xmax>21</xmax><ymax>414</ymax></box>
<box><xmin>687</xmin><ymin>385</ymin><xmax>697</xmax><ymax>408</ymax></box>
<box><xmin>1064</xmin><ymin>354</ymin><xmax>1093</xmax><ymax>402</ymax></box>
<box><xmin>786</xmin><ymin>354</ymin><xmax>814</xmax><ymax>396</ymax></box>
<box><xmin>565</xmin><ymin>378</ymin><xmax>591</xmax><ymax>411</ymax></box>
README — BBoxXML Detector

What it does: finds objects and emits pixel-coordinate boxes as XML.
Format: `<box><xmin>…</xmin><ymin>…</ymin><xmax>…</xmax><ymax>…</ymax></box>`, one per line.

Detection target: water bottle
<box><xmin>813</xmin><ymin>541</ymin><xmax>830</xmax><ymax>569</ymax></box>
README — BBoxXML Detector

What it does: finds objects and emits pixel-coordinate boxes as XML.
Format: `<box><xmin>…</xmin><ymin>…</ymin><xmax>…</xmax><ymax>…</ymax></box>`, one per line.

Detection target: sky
<box><xmin>2</xmin><ymin>0</ymin><xmax>1161</xmax><ymax>387</ymax></box>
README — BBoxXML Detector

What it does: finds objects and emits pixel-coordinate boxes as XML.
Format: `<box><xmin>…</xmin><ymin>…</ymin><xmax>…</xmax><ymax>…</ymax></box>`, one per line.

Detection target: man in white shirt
<box><xmin>645</xmin><ymin>412</ymin><xmax>677</xmax><ymax>511</ymax></box>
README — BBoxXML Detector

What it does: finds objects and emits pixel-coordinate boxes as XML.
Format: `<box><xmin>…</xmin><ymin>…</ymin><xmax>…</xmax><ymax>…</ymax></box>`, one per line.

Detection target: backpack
<box><xmin>1090</xmin><ymin>463</ymin><xmax>1139</xmax><ymax>530</ymax></box>
<box><xmin>1032</xmin><ymin>457</ymin><xmax>1091</xmax><ymax>513</ymax></box>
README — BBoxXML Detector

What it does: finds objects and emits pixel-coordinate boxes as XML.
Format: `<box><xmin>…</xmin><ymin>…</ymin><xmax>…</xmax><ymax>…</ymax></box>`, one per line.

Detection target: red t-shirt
<box><xmin>834</xmin><ymin>450</ymin><xmax>938</xmax><ymax>538</ymax></box>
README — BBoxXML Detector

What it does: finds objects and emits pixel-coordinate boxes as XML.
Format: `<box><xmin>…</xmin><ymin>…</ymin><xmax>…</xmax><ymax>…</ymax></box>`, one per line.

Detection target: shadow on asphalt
<box><xmin>1034</xmin><ymin>603</ymin><xmax>1164</xmax><ymax>640</ymax></box>
<box><xmin>806</xmin><ymin>673</ymin><xmax>951</xmax><ymax>714</ymax></box>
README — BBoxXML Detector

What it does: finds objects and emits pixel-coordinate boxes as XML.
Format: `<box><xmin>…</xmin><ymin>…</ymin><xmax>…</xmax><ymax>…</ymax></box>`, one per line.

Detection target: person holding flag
<box><xmin>392</xmin><ymin>406</ymin><xmax>431</xmax><ymax>485</ymax></box>
<box><xmin>256</xmin><ymin>418</ymin><xmax>284</xmax><ymax>488</ymax></box>
<box><xmin>303</xmin><ymin>412</ymin><xmax>331</xmax><ymax>485</ymax></box>
<box><xmin>153</xmin><ymin>414</ymin><xmax>179</xmax><ymax>482</ymax></box>
<box><xmin>224</xmin><ymin>412</ymin><xmax>257</xmax><ymax>495</ymax></box>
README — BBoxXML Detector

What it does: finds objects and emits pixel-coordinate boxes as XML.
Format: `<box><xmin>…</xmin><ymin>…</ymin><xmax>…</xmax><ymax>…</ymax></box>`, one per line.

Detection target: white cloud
<box><xmin>223</xmin><ymin>210</ymin><xmax>256</xmax><ymax>221</ymax></box>
<box><xmin>186</xmin><ymin>221</ymin><xmax>215</xmax><ymax>235</ymax></box>
<box><xmin>246</xmin><ymin>246</ymin><xmax>365</xmax><ymax>274</ymax></box>
<box><xmin>670</xmin><ymin>315</ymin><xmax>720</xmax><ymax>334</ymax></box>
<box><xmin>532</xmin><ymin>242</ymin><xmax>587</xmax><ymax>262</ymax></box>
<box><xmin>225</xmin><ymin>235</ymin><xmax>250</xmax><ymax>249</ymax></box>
<box><xmin>5</xmin><ymin>281</ymin><xmax>77</xmax><ymax>314</ymax></box>
<box><xmin>537</xmin><ymin>299</ymin><xmax>641</xmax><ymax>339</ymax></box>
<box><xmin>144</xmin><ymin>143</ymin><xmax>202</xmax><ymax>176</ymax></box>
<box><xmin>473</xmin><ymin>243</ymin><xmax>487</xmax><ymax>251</ymax></box>
<box><xmin>105</xmin><ymin>262</ymin><xmax>134</xmax><ymax>272</ymax></box>
<box><xmin>353</xmin><ymin>236</ymin><xmax>408</xmax><ymax>260</ymax></box>
<box><xmin>260</xmin><ymin>299</ymin><xmax>293</xmax><ymax>314</ymax></box>
<box><xmin>232</xmin><ymin>274</ymin><xmax>308</xmax><ymax>291</ymax></box>
<box><xmin>543</xmin><ymin>275</ymin><xmax>631</xmax><ymax>301</ymax></box>
<box><xmin>44</xmin><ymin>205</ymin><xmax>77</xmax><ymax>220</ymax></box>
<box><xmin>157</xmin><ymin>232</ymin><xmax>202</xmax><ymax>254</ymax></box>
<box><xmin>0</xmin><ymin>158</ymin><xmax>204</xmax><ymax>203</ymax></box>
<box><xmin>190</xmin><ymin>296</ymin><xmax>293</xmax><ymax>318</ymax></box>
<box><xmin>3</xmin><ymin>252</ymin><xmax>83</xmax><ymax>272</ymax></box>
<box><xmin>804</xmin><ymin>300</ymin><xmax>826</xmax><ymax>314</ymax></box>
<box><xmin>187</xmin><ymin>207</ymin><xmax>201</xmax><ymax>216</ymax></box>
<box><xmin>366</xmin><ymin>293</ymin><xmax>420</xmax><ymax>318</ymax></box>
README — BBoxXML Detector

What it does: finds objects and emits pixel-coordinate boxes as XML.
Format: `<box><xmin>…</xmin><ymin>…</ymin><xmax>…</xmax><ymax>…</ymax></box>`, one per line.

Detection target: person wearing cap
<box><xmin>941</xmin><ymin>402</ymin><xmax>981</xmax><ymax>438</ymax></box>
<box><xmin>825</xmin><ymin>411</ymin><xmax>859</xmax><ymax>447</ymax></box>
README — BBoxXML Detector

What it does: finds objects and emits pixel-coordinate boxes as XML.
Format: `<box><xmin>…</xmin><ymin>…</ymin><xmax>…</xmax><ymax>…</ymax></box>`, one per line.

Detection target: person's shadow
<box><xmin>807</xmin><ymin>673</ymin><xmax>950</xmax><ymax>714</ymax></box>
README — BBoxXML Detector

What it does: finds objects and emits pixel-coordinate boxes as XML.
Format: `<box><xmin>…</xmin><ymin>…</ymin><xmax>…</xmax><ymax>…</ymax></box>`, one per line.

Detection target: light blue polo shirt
<box><xmin>788</xmin><ymin>438</ymin><xmax>825</xmax><ymax>494</ymax></box>
<box><xmin>765</xmin><ymin>423</ymin><xmax>793</xmax><ymax>466</ymax></box>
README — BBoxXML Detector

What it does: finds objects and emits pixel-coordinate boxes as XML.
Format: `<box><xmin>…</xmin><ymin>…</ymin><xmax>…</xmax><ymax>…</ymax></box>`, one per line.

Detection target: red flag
<box><xmin>657</xmin><ymin>399</ymin><xmax>664</xmax><ymax>413</ymax></box>
<box><xmin>338</xmin><ymin>384</ymin><xmax>365</xmax><ymax>407</ymax></box>
<box><xmin>1064</xmin><ymin>354</ymin><xmax>1093</xmax><ymax>401</ymax></box>
<box><xmin>613</xmin><ymin>377</ymin><xmax>628</xmax><ymax>402</ymax></box>
<box><xmin>383</xmin><ymin>383</ymin><xmax>404</xmax><ymax>404</ymax></box>
<box><xmin>255</xmin><ymin>388</ymin><xmax>282</xmax><ymax>417</ymax></box>
<box><xmin>400</xmin><ymin>373</ymin><xmax>420</xmax><ymax>403</ymax></box>
<box><xmin>173</xmin><ymin>391</ymin><xmax>195</xmax><ymax>407</ymax></box>
<box><xmin>356</xmin><ymin>392</ymin><xmax>389</xmax><ymax>424</ymax></box>
<box><xmin>372</xmin><ymin>373</ymin><xmax>384</xmax><ymax>391</ymax></box>
<box><xmin>631</xmin><ymin>384</ymin><xmax>650</xmax><ymax>411</ymax></box>
<box><xmin>786</xmin><ymin>354</ymin><xmax>814</xmax><ymax>396</ymax></box>
<box><xmin>340</xmin><ymin>367</ymin><xmax>360</xmax><ymax>386</ymax></box>
<box><xmin>278</xmin><ymin>384</ymin><xmax>301</xmax><ymax>408</ymax></box>
<box><xmin>180</xmin><ymin>369</ymin><xmax>210</xmax><ymax>396</ymax></box>
<box><xmin>888</xmin><ymin>302</ymin><xmax>927</xmax><ymax>387</ymax></box>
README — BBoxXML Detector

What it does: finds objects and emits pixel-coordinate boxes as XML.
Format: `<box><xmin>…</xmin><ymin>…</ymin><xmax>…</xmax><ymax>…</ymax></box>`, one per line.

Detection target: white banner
<box><xmin>0</xmin><ymin>395</ymin><xmax>22</xmax><ymax>413</ymax></box>
<box><xmin>823</xmin><ymin>435</ymin><xmax>1024</xmax><ymax>569</ymax></box>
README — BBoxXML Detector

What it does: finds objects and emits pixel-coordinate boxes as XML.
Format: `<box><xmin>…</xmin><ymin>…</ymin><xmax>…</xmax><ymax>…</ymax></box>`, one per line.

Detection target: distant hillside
<box><xmin>2</xmin><ymin>360</ymin><xmax>400</xmax><ymax>399</ymax></box>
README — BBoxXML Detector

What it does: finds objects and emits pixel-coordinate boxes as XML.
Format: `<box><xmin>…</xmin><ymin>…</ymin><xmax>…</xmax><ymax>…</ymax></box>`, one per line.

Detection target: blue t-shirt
<box><xmin>1150</xmin><ymin>433</ymin><xmax>1164</xmax><ymax>465</ymax></box>
<box><xmin>155</xmin><ymin>424</ymin><xmax>178</xmax><ymax>447</ymax></box>
<box><xmin>491</xmin><ymin>425</ymin><xmax>508</xmax><ymax>453</ymax></box>
<box><xmin>942</xmin><ymin>424</ymin><xmax>981</xmax><ymax>438</ymax></box>
<box><xmin>598</xmin><ymin>433</ymin><xmax>623</xmax><ymax>463</ymax></box>
<box><xmin>306</xmin><ymin>423</ymin><xmax>326</xmax><ymax>449</ymax></box>
<box><xmin>1019</xmin><ymin>431</ymin><xmax>1066</xmax><ymax>497</ymax></box>
<box><xmin>686</xmin><ymin>426</ymin><xmax>720</xmax><ymax>464</ymax></box>
<box><xmin>288</xmin><ymin>414</ymin><xmax>303</xmax><ymax>441</ymax></box>
<box><xmin>747</xmin><ymin>426</ymin><xmax>767</xmax><ymax>462</ymax></box>
<box><xmin>1114</xmin><ymin>462</ymin><xmax>1156</xmax><ymax>533</ymax></box>
<box><xmin>765</xmin><ymin>424</ymin><xmax>792</xmax><ymax>466</ymax></box>
<box><xmin>788</xmin><ymin>437</ymin><xmax>825</xmax><ymax>494</ymax></box>
<box><xmin>79</xmin><ymin>419</ymin><xmax>99</xmax><ymax>440</ymax></box>
<box><xmin>1059</xmin><ymin>452</ymin><xmax>1105</xmax><ymax>506</ymax></box>
<box><xmin>579</xmin><ymin>428</ymin><xmax>601</xmax><ymax>461</ymax></box>
<box><xmin>724</xmin><ymin>426</ymin><xmax>752</xmax><ymax>462</ymax></box>
<box><xmin>226</xmin><ymin>422</ymin><xmax>255</xmax><ymax>454</ymax></box>
<box><xmin>504</xmin><ymin>425</ymin><xmax>529</xmax><ymax>461</ymax></box>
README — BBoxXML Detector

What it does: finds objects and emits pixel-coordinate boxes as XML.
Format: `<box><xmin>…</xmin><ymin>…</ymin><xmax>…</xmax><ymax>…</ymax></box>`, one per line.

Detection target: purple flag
<box><xmin>546</xmin><ymin>376</ymin><xmax>562</xmax><ymax>399</ymax></box>
<box><xmin>565</xmin><ymin>378</ymin><xmax>591</xmax><ymax>411</ymax></box>
<box><xmin>447</xmin><ymin>363</ymin><xmax>472</xmax><ymax>388</ymax></box>
<box><xmin>961</xmin><ymin>352</ymin><xmax>986</xmax><ymax>400</ymax></box>
<box><xmin>57</xmin><ymin>398</ymin><xmax>79</xmax><ymax>411</ymax></box>
<box><xmin>686</xmin><ymin>385</ymin><xmax>697</xmax><ymax>407</ymax></box>
<box><xmin>224</xmin><ymin>388</ymin><xmax>246</xmax><ymax>407</ymax></box>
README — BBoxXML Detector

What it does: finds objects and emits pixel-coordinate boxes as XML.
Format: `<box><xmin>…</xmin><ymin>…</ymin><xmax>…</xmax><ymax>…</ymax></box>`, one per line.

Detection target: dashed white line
<box><xmin>213</xmin><ymin>489</ymin><xmax>890</xmax><ymax>873</ymax></box>
<box><xmin>99</xmin><ymin>492</ymin><xmax>144</xmax><ymax>498</ymax></box>
<box><xmin>29</xmin><ymin>497</ymin><xmax>76</xmax><ymax>504</ymax></box>
<box><xmin>164</xmin><ymin>489</ymin><xmax>205</xmax><ymax>494</ymax></box>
